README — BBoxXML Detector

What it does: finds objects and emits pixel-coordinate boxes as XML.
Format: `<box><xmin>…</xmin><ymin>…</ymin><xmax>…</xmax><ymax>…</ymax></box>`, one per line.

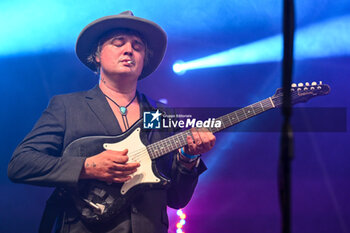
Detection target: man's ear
<box><xmin>95</xmin><ymin>55</ymin><xmax>101</xmax><ymax>63</ymax></box>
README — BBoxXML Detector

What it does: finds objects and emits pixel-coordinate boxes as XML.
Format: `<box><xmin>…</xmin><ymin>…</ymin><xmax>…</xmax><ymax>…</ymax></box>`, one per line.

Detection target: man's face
<box><xmin>96</xmin><ymin>33</ymin><xmax>146</xmax><ymax>79</ymax></box>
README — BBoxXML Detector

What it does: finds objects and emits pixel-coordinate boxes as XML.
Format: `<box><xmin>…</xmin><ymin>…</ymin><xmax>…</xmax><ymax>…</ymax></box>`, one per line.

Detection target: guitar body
<box><xmin>63</xmin><ymin>119</ymin><xmax>170</xmax><ymax>223</ymax></box>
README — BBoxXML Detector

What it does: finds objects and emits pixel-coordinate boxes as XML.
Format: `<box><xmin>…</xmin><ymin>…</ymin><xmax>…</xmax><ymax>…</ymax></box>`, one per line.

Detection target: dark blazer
<box><xmin>8</xmin><ymin>86</ymin><xmax>206</xmax><ymax>233</ymax></box>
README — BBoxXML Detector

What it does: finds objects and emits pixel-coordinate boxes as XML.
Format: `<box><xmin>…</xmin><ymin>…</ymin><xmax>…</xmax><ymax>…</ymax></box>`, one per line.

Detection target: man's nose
<box><xmin>123</xmin><ymin>42</ymin><xmax>133</xmax><ymax>55</ymax></box>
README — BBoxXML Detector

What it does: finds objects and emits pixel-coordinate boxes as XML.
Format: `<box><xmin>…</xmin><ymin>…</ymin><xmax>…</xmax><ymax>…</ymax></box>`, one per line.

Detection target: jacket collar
<box><xmin>85</xmin><ymin>85</ymin><xmax>122</xmax><ymax>135</ymax></box>
<box><xmin>84</xmin><ymin>85</ymin><xmax>154</xmax><ymax>135</ymax></box>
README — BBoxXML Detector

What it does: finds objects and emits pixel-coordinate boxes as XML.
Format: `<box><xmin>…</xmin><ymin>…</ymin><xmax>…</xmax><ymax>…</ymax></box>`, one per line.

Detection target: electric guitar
<box><xmin>63</xmin><ymin>82</ymin><xmax>330</xmax><ymax>223</ymax></box>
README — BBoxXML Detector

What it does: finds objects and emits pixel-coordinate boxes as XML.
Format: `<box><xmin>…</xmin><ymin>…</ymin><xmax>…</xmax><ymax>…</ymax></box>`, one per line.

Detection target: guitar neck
<box><xmin>147</xmin><ymin>97</ymin><xmax>276</xmax><ymax>160</ymax></box>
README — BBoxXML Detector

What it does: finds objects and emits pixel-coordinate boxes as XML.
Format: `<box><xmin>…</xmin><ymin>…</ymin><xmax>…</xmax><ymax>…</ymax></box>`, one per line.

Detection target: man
<box><xmin>8</xmin><ymin>11</ymin><xmax>216</xmax><ymax>233</ymax></box>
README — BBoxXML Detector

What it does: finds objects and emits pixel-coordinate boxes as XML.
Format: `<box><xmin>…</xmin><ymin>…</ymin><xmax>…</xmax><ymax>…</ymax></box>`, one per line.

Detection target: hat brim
<box><xmin>76</xmin><ymin>14</ymin><xmax>167</xmax><ymax>80</ymax></box>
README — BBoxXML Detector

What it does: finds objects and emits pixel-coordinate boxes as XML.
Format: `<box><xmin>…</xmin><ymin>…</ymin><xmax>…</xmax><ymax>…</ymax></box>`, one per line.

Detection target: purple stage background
<box><xmin>1</xmin><ymin>1</ymin><xmax>349</xmax><ymax>232</ymax></box>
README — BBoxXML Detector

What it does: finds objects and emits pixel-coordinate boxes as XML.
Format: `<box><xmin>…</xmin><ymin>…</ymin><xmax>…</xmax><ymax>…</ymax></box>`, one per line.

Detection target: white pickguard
<box><xmin>103</xmin><ymin>128</ymin><xmax>160</xmax><ymax>195</ymax></box>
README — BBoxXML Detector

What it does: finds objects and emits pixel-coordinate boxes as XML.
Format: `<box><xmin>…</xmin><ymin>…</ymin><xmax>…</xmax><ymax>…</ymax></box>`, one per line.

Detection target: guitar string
<box><xmin>112</xmin><ymin>90</ymin><xmax>312</xmax><ymax>161</ymax></box>
<box><xmin>128</xmin><ymin>98</ymin><xmax>279</xmax><ymax>160</ymax></box>
<box><xmin>133</xmin><ymin>130</ymin><xmax>193</xmax><ymax>160</ymax></box>
<box><xmin>212</xmin><ymin>91</ymin><xmax>302</xmax><ymax>132</ymax></box>
<box><xmin>120</xmin><ymin>93</ymin><xmax>286</xmax><ymax>161</ymax></box>
<box><xmin>113</xmin><ymin>130</ymin><xmax>190</xmax><ymax>161</ymax></box>
<box><xmin>213</xmin><ymin>90</ymin><xmax>311</xmax><ymax>133</ymax></box>
<box><xmin>125</xmin><ymin>100</ymin><xmax>275</xmax><ymax>161</ymax></box>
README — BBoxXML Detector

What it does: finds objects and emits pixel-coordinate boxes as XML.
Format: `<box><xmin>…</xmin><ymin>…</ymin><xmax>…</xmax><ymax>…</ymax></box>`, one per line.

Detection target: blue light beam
<box><xmin>173</xmin><ymin>15</ymin><xmax>350</xmax><ymax>75</ymax></box>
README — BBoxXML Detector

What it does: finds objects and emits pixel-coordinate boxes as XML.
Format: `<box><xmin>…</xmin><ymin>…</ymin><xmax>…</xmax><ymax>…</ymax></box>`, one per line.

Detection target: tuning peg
<box><xmin>298</xmin><ymin>83</ymin><xmax>304</xmax><ymax>87</ymax></box>
<box><xmin>291</xmin><ymin>88</ymin><xmax>295</xmax><ymax>92</ymax></box>
<box><xmin>305</xmin><ymin>82</ymin><xmax>310</xmax><ymax>86</ymax></box>
<box><xmin>317</xmin><ymin>86</ymin><xmax>322</xmax><ymax>90</ymax></box>
<box><xmin>291</xmin><ymin>83</ymin><xmax>297</xmax><ymax>87</ymax></box>
<box><xmin>303</xmin><ymin>87</ymin><xmax>308</xmax><ymax>91</ymax></box>
<box><xmin>297</xmin><ymin>88</ymin><xmax>302</xmax><ymax>91</ymax></box>
<box><xmin>319</xmin><ymin>81</ymin><xmax>323</xmax><ymax>85</ymax></box>
<box><xmin>311</xmin><ymin>82</ymin><xmax>317</xmax><ymax>86</ymax></box>
<box><xmin>310</xmin><ymin>87</ymin><xmax>315</xmax><ymax>90</ymax></box>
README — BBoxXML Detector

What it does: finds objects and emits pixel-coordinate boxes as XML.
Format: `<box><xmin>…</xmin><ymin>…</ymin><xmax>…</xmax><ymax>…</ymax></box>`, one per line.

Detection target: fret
<box><xmin>168</xmin><ymin>137</ymin><xmax>173</xmax><ymax>151</ymax></box>
<box><xmin>172</xmin><ymin>135</ymin><xmax>179</xmax><ymax>145</ymax></box>
<box><xmin>164</xmin><ymin>140</ymin><xmax>170</xmax><ymax>153</ymax></box>
<box><xmin>207</xmin><ymin>119</ymin><xmax>215</xmax><ymax>133</ymax></box>
<box><xmin>252</xmin><ymin>102</ymin><xmax>263</xmax><ymax>114</ymax></box>
<box><xmin>242</xmin><ymin>108</ymin><xmax>248</xmax><ymax>118</ymax></box>
<box><xmin>153</xmin><ymin>141</ymin><xmax>163</xmax><ymax>158</ymax></box>
<box><xmin>149</xmin><ymin>144</ymin><xmax>154</xmax><ymax>158</ymax></box>
<box><xmin>250</xmin><ymin>105</ymin><xmax>256</xmax><ymax>115</ymax></box>
<box><xmin>209</xmin><ymin>126</ymin><xmax>215</xmax><ymax>133</ymax></box>
<box><xmin>227</xmin><ymin>114</ymin><xmax>233</xmax><ymax>125</ymax></box>
<box><xmin>224</xmin><ymin>116</ymin><xmax>231</xmax><ymax>128</ymax></box>
<box><xmin>261</xmin><ymin>98</ymin><xmax>273</xmax><ymax>110</ymax></box>
<box><xmin>148</xmin><ymin>144</ymin><xmax>153</xmax><ymax>158</ymax></box>
<box><xmin>209</xmin><ymin>123</ymin><xmax>217</xmax><ymax>133</ymax></box>
<box><xmin>151</xmin><ymin>144</ymin><xmax>159</xmax><ymax>159</ymax></box>
<box><xmin>182</xmin><ymin>132</ymin><xmax>188</xmax><ymax>144</ymax></box>
<box><xmin>184</xmin><ymin>130</ymin><xmax>192</xmax><ymax>141</ymax></box>
<box><xmin>164</xmin><ymin>140</ymin><xmax>170</xmax><ymax>152</ymax></box>
<box><xmin>234</xmin><ymin>111</ymin><xmax>239</xmax><ymax>124</ymax></box>
<box><xmin>244</xmin><ymin>106</ymin><xmax>255</xmax><ymax>118</ymax></box>
<box><xmin>261</xmin><ymin>99</ymin><xmax>268</xmax><ymax>109</ymax></box>
<box><xmin>159</xmin><ymin>141</ymin><xmax>165</xmax><ymax>154</ymax></box>
<box><xmin>152</xmin><ymin>145</ymin><xmax>159</xmax><ymax>159</ymax></box>
<box><xmin>147</xmin><ymin>144</ymin><xmax>154</xmax><ymax>158</ymax></box>
<box><xmin>221</xmin><ymin>120</ymin><xmax>227</xmax><ymax>130</ymax></box>
<box><xmin>155</xmin><ymin>143</ymin><xmax>161</xmax><ymax>157</ymax></box>
<box><xmin>236</xmin><ymin>109</ymin><xmax>246</xmax><ymax>121</ymax></box>
<box><xmin>221</xmin><ymin>118</ymin><xmax>226</xmax><ymax>128</ymax></box>
<box><xmin>170</xmin><ymin>137</ymin><xmax>176</xmax><ymax>151</ymax></box>
<box><xmin>259</xmin><ymin>101</ymin><xmax>265</xmax><ymax>111</ymax></box>
<box><xmin>227</xmin><ymin>112</ymin><xmax>237</xmax><ymax>125</ymax></box>
<box><xmin>174</xmin><ymin>134</ymin><xmax>182</xmax><ymax>145</ymax></box>
<box><xmin>167</xmin><ymin>139</ymin><xmax>172</xmax><ymax>151</ymax></box>
<box><xmin>176</xmin><ymin>133</ymin><xmax>185</xmax><ymax>145</ymax></box>
<box><xmin>214</xmin><ymin>122</ymin><xmax>223</xmax><ymax>133</ymax></box>
<box><xmin>157</xmin><ymin>141</ymin><xmax>164</xmax><ymax>156</ymax></box>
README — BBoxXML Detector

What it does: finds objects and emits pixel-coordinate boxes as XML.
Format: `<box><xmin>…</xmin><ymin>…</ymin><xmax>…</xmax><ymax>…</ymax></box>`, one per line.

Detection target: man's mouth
<box><xmin>120</xmin><ymin>59</ymin><xmax>135</xmax><ymax>65</ymax></box>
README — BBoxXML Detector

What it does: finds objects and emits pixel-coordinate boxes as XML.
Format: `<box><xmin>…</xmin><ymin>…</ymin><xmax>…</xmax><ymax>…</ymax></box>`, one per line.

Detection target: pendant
<box><xmin>119</xmin><ymin>106</ymin><xmax>127</xmax><ymax>115</ymax></box>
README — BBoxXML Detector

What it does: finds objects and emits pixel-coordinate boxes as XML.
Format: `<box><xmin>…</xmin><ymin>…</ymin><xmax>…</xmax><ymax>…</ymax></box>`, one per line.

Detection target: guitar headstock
<box><xmin>272</xmin><ymin>81</ymin><xmax>330</xmax><ymax>107</ymax></box>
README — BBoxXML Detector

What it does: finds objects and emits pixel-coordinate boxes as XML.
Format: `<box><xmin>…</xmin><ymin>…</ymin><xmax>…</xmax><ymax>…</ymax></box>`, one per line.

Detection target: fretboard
<box><xmin>147</xmin><ymin>97</ymin><xmax>276</xmax><ymax>160</ymax></box>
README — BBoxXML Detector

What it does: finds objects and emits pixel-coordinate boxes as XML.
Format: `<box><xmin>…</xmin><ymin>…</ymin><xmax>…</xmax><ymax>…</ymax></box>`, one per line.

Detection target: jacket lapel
<box><xmin>85</xmin><ymin>85</ymin><xmax>122</xmax><ymax>135</ymax></box>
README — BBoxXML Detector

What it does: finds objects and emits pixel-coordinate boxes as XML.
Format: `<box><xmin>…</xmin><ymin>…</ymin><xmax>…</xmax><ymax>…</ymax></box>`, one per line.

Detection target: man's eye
<box><xmin>114</xmin><ymin>42</ymin><xmax>123</xmax><ymax>47</ymax></box>
<box><xmin>133</xmin><ymin>42</ymin><xmax>144</xmax><ymax>51</ymax></box>
<box><xmin>112</xmin><ymin>39</ymin><xmax>124</xmax><ymax>47</ymax></box>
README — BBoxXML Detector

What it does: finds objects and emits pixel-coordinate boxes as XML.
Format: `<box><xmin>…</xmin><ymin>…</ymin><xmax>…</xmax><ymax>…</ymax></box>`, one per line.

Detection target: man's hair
<box><xmin>87</xmin><ymin>28</ymin><xmax>153</xmax><ymax>75</ymax></box>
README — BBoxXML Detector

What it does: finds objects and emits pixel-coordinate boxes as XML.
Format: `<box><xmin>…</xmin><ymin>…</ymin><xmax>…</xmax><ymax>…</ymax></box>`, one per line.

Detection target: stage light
<box><xmin>175</xmin><ymin>209</ymin><xmax>188</xmax><ymax>232</ymax></box>
<box><xmin>173</xmin><ymin>60</ymin><xmax>187</xmax><ymax>75</ymax></box>
<box><xmin>173</xmin><ymin>15</ymin><xmax>350</xmax><ymax>75</ymax></box>
<box><xmin>176</xmin><ymin>209</ymin><xmax>183</xmax><ymax>216</ymax></box>
<box><xmin>158</xmin><ymin>98</ymin><xmax>168</xmax><ymax>104</ymax></box>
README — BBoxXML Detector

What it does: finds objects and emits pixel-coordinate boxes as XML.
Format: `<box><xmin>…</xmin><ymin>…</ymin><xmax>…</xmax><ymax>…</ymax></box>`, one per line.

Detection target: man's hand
<box><xmin>184</xmin><ymin>128</ymin><xmax>216</xmax><ymax>155</ymax></box>
<box><xmin>79</xmin><ymin>149</ymin><xmax>140</xmax><ymax>183</ymax></box>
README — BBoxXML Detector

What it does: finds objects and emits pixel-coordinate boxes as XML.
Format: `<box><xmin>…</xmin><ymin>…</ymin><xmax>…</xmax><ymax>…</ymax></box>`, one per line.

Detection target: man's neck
<box><xmin>99</xmin><ymin>75</ymin><xmax>138</xmax><ymax>104</ymax></box>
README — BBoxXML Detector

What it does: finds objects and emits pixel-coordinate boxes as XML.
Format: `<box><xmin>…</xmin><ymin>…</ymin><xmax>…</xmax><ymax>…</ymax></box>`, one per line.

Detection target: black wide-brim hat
<box><xmin>76</xmin><ymin>11</ymin><xmax>167</xmax><ymax>80</ymax></box>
